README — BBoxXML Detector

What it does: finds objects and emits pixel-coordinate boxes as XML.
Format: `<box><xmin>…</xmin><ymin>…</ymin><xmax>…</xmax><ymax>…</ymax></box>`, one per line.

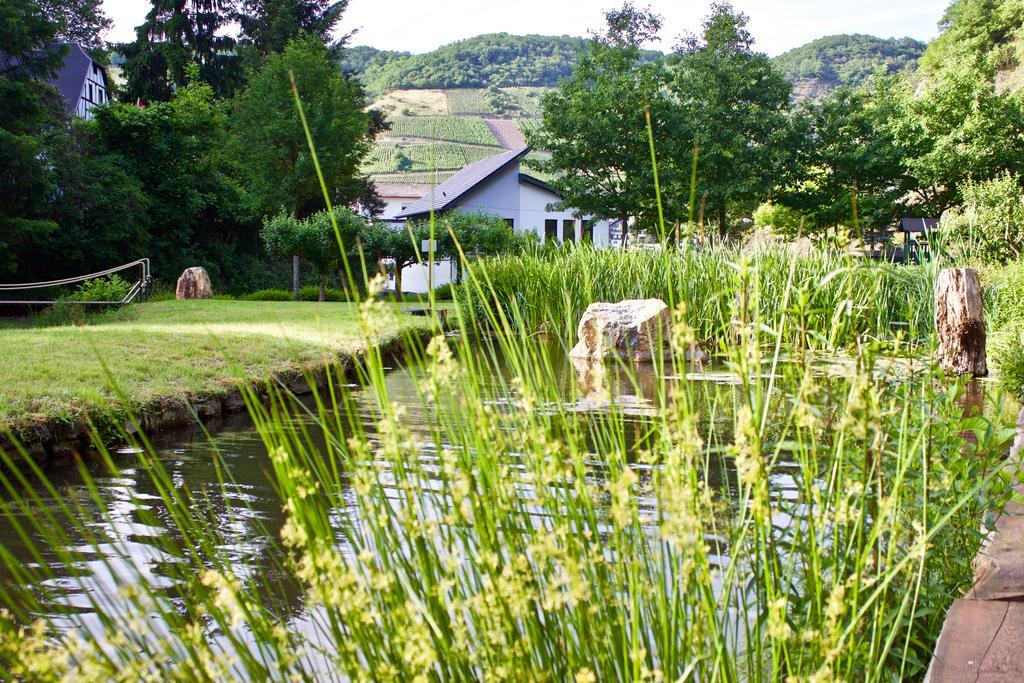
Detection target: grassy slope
<box><xmin>0</xmin><ymin>300</ymin><xmax>432</xmax><ymax>431</ymax></box>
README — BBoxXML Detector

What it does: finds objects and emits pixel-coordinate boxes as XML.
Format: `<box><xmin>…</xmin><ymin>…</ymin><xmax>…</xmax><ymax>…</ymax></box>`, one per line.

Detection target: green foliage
<box><xmin>298</xmin><ymin>285</ymin><xmax>344</xmax><ymax>301</ymax></box>
<box><xmin>118</xmin><ymin>0</ymin><xmax>243</xmax><ymax>102</ymax></box>
<box><xmin>386</xmin><ymin>115</ymin><xmax>499</xmax><ymax>146</ymax></box>
<box><xmin>37</xmin><ymin>0</ymin><xmax>111</xmax><ymax>50</ymax></box>
<box><xmin>920</xmin><ymin>0</ymin><xmax>1024</xmax><ymax>78</ymax></box>
<box><xmin>0</xmin><ymin>0</ymin><xmax>65</xmax><ymax>274</ymax></box>
<box><xmin>237</xmin><ymin>0</ymin><xmax>348</xmax><ymax>59</ymax></box>
<box><xmin>348</xmin><ymin>33</ymin><xmax>661</xmax><ymax>94</ymax></box>
<box><xmin>670</xmin><ymin>3</ymin><xmax>800</xmax><ymax>236</ymax></box>
<box><xmin>88</xmin><ymin>79</ymin><xmax>260</xmax><ymax>285</ymax></box>
<box><xmin>461</xmin><ymin>245</ymin><xmax>935</xmax><ymax>345</ymax></box>
<box><xmin>752</xmin><ymin>202</ymin><xmax>804</xmax><ymax>237</ymax></box>
<box><xmin>241</xmin><ymin>288</ymin><xmax>294</xmax><ymax>301</ymax></box>
<box><xmin>530</xmin><ymin>4</ymin><xmax>672</xmax><ymax>239</ymax></box>
<box><xmin>262</xmin><ymin>207</ymin><xmax>363</xmax><ymax>299</ymax></box>
<box><xmin>943</xmin><ymin>172</ymin><xmax>1024</xmax><ymax>264</ymax></box>
<box><xmin>231</xmin><ymin>34</ymin><xmax>375</xmax><ymax>219</ymax></box>
<box><xmin>995</xmin><ymin>332</ymin><xmax>1024</xmax><ymax>397</ymax></box>
<box><xmin>772</xmin><ymin>34</ymin><xmax>925</xmax><ymax>100</ymax></box>
<box><xmin>67</xmin><ymin>274</ymin><xmax>132</xmax><ymax>302</ymax></box>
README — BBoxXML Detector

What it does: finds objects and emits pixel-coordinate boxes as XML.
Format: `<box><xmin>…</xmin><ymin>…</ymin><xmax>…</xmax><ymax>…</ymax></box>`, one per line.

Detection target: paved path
<box><xmin>482</xmin><ymin>118</ymin><xmax>526</xmax><ymax>149</ymax></box>
<box><xmin>927</xmin><ymin>408</ymin><xmax>1024</xmax><ymax>682</ymax></box>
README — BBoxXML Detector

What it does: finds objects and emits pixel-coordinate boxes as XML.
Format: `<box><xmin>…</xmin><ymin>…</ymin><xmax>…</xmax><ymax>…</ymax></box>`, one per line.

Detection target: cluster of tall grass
<box><xmin>458</xmin><ymin>245</ymin><xmax>937</xmax><ymax>349</ymax></box>
<box><xmin>0</xmin><ymin>250</ymin><xmax>1017</xmax><ymax>680</ymax></box>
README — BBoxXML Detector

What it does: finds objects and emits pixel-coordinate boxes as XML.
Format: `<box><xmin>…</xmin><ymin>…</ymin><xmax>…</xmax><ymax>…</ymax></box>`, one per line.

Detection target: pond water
<box><xmin>0</xmin><ymin>337</ymin><xmax>953</xmax><ymax>669</ymax></box>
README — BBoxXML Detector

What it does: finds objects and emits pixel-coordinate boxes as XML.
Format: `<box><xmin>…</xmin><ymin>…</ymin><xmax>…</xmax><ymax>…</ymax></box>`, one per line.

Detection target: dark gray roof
<box><xmin>396</xmin><ymin>146</ymin><xmax>530</xmax><ymax>219</ymax></box>
<box><xmin>47</xmin><ymin>43</ymin><xmax>101</xmax><ymax>114</ymax></box>
<box><xmin>900</xmin><ymin>217</ymin><xmax>939</xmax><ymax>233</ymax></box>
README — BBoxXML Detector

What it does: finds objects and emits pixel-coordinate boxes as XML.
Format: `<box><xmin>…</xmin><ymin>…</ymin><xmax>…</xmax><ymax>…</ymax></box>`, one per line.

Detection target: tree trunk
<box><xmin>292</xmin><ymin>255</ymin><xmax>300</xmax><ymax>301</ymax></box>
<box><xmin>620</xmin><ymin>214</ymin><xmax>629</xmax><ymax>248</ymax></box>
<box><xmin>318</xmin><ymin>273</ymin><xmax>326</xmax><ymax>302</ymax></box>
<box><xmin>935</xmin><ymin>268</ymin><xmax>987</xmax><ymax>377</ymax></box>
<box><xmin>394</xmin><ymin>263</ymin><xmax>403</xmax><ymax>303</ymax></box>
<box><xmin>718</xmin><ymin>204</ymin><xmax>727</xmax><ymax>240</ymax></box>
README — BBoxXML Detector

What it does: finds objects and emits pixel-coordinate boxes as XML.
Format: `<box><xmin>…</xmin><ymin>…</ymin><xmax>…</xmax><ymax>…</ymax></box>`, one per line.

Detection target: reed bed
<box><xmin>0</xmin><ymin>250</ymin><xmax>1016</xmax><ymax>681</ymax></box>
<box><xmin>459</xmin><ymin>245</ymin><xmax>937</xmax><ymax>348</ymax></box>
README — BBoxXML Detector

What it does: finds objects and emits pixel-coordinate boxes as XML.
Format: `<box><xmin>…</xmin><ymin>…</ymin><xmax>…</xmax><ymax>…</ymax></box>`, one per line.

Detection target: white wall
<box><xmin>455</xmin><ymin>163</ymin><xmax>521</xmax><ymax>225</ymax></box>
<box><xmin>518</xmin><ymin>180</ymin><xmax>611</xmax><ymax>247</ymax></box>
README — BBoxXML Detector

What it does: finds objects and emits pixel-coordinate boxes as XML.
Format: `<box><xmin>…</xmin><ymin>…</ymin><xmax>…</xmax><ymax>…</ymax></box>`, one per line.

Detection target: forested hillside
<box><xmin>772</xmin><ymin>34</ymin><xmax>926</xmax><ymax>100</ymax></box>
<box><xmin>344</xmin><ymin>33</ymin><xmax>660</xmax><ymax>93</ymax></box>
<box><xmin>919</xmin><ymin>0</ymin><xmax>1024</xmax><ymax>91</ymax></box>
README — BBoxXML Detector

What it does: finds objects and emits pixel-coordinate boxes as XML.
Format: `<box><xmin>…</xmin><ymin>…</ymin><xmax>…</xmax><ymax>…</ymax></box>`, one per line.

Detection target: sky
<box><xmin>99</xmin><ymin>0</ymin><xmax>949</xmax><ymax>57</ymax></box>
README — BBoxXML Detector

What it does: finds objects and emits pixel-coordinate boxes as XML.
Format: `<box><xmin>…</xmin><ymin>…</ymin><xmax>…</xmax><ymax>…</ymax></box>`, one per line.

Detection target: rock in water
<box><xmin>176</xmin><ymin>267</ymin><xmax>213</xmax><ymax>300</ymax></box>
<box><xmin>935</xmin><ymin>268</ymin><xmax>987</xmax><ymax>377</ymax></box>
<box><xmin>570</xmin><ymin>299</ymin><xmax>671</xmax><ymax>362</ymax></box>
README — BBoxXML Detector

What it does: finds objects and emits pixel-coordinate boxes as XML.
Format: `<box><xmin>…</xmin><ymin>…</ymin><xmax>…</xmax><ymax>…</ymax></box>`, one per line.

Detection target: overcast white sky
<box><xmin>100</xmin><ymin>0</ymin><xmax>949</xmax><ymax>57</ymax></box>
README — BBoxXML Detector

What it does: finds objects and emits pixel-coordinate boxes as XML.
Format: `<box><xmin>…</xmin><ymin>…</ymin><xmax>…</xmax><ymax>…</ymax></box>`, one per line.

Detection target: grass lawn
<box><xmin>0</xmin><ymin>300</ymin><xmax>435</xmax><ymax>433</ymax></box>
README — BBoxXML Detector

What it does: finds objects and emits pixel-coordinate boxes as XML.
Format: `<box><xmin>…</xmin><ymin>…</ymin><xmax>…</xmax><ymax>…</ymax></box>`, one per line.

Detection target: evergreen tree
<box><xmin>120</xmin><ymin>0</ymin><xmax>243</xmax><ymax>102</ymax></box>
<box><xmin>237</xmin><ymin>0</ymin><xmax>348</xmax><ymax>58</ymax></box>
<box><xmin>0</xmin><ymin>0</ymin><xmax>65</xmax><ymax>274</ymax></box>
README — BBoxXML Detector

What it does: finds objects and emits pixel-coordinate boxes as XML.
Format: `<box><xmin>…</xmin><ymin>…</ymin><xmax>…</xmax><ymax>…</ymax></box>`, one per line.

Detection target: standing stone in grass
<box><xmin>176</xmin><ymin>267</ymin><xmax>213</xmax><ymax>300</ymax></box>
<box><xmin>935</xmin><ymin>268</ymin><xmax>987</xmax><ymax>377</ymax></box>
<box><xmin>570</xmin><ymin>299</ymin><xmax>671</xmax><ymax>362</ymax></box>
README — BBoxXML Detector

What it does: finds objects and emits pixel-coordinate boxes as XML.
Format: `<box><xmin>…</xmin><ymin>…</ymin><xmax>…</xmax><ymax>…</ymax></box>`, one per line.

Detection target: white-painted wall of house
<box><xmin>452</xmin><ymin>163</ymin><xmax>520</xmax><ymax>225</ymax></box>
<box><xmin>77</xmin><ymin>62</ymin><xmax>108</xmax><ymax>120</ymax></box>
<box><xmin>518</xmin><ymin>181</ymin><xmax>611</xmax><ymax>247</ymax></box>
<box><xmin>386</xmin><ymin>259</ymin><xmax>455</xmax><ymax>294</ymax></box>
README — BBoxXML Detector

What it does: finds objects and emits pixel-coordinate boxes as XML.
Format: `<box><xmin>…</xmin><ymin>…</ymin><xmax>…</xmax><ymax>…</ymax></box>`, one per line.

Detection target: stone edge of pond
<box><xmin>925</xmin><ymin>407</ymin><xmax>1024</xmax><ymax>682</ymax></box>
<box><xmin>0</xmin><ymin>329</ymin><xmax>433</xmax><ymax>468</ymax></box>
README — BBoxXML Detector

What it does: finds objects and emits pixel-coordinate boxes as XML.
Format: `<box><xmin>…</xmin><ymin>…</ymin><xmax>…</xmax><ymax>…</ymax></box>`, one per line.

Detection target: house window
<box><xmin>562</xmin><ymin>219</ymin><xmax>576</xmax><ymax>243</ymax></box>
<box><xmin>544</xmin><ymin>219</ymin><xmax>557</xmax><ymax>243</ymax></box>
<box><xmin>504</xmin><ymin>218</ymin><xmax>514</xmax><ymax>229</ymax></box>
<box><xmin>582</xmin><ymin>220</ymin><xmax>594</xmax><ymax>242</ymax></box>
<box><xmin>88</xmin><ymin>84</ymin><xmax>93</xmax><ymax>101</ymax></box>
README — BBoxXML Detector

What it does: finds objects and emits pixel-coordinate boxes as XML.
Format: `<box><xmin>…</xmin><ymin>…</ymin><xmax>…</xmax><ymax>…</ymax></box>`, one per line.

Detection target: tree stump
<box><xmin>176</xmin><ymin>267</ymin><xmax>213</xmax><ymax>300</ymax></box>
<box><xmin>935</xmin><ymin>268</ymin><xmax>987</xmax><ymax>377</ymax></box>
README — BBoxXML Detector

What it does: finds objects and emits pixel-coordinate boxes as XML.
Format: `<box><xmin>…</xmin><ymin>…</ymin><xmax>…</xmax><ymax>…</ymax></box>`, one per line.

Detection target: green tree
<box><xmin>360</xmin><ymin>220</ymin><xmax>433</xmax><ymax>301</ymax></box>
<box><xmin>120</xmin><ymin>0</ymin><xmax>243</xmax><ymax>102</ymax></box>
<box><xmin>790</xmin><ymin>80</ymin><xmax>916</xmax><ymax>236</ymax></box>
<box><xmin>38</xmin><ymin>0</ymin><xmax>112</xmax><ymax>50</ymax></box>
<box><xmin>237</xmin><ymin>0</ymin><xmax>348</xmax><ymax>59</ymax></box>
<box><xmin>889</xmin><ymin>64</ymin><xmax>1024</xmax><ymax>214</ymax></box>
<box><xmin>0</xmin><ymin>0</ymin><xmax>65</xmax><ymax>274</ymax></box>
<box><xmin>669</xmin><ymin>2</ymin><xmax>800</xmax><ymax>237</ymax></box>
<box><xmin>231</xmin><ymin>34</ymin><xmax>375</xmax><ymax>219</ymax></box>
<box><xmin>262</xmin><ymin>208</ymin><xmax>362</xmax><ymax>300</ymax></box>
<box><xmin>530</xmin><ymin>3</ymin><xmax>678</xmax><ymax>243</ymax></box>
<box><xmin>91</xmin><ymin>78</ymin><xmax>258</xmax><ymax>283</ymax></box>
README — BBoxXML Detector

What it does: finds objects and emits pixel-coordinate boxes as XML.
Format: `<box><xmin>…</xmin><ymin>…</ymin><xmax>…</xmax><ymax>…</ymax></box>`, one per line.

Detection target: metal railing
<box><xmin>0</xmin><ymin>258</ymin><xmax>150</xmax><ymax>305</ymax></box>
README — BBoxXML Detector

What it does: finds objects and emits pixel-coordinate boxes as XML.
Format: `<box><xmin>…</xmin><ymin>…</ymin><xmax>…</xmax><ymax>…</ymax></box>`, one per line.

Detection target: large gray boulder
<box><xmin>569</xmin><ymin>299</ymin><xmax>672</xmax><ymax>362</ymax></box>
<box><xmin>176</xmin><ymin>267</ymin><xmax>213</xmax><ymax>300</ymax></box>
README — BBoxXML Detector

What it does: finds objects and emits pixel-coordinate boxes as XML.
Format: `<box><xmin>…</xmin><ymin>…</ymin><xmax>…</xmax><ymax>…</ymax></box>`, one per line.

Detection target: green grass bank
<box><xmin>0</xmin><ymin>300</ymin><xmax>433</xmax><ymax>440</ymax></box>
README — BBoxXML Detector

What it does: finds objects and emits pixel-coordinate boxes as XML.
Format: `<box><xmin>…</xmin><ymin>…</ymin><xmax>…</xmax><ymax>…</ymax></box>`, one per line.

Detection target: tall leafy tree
<box><xmin>38</xmin><ymin>0</ymin><xmax>112</xmax><ymax>50</ymax></box>
<box><xmin>120</xmin><ymin>0</ymin><xmax>243</xmax><ymax>102</ymax></box>
<box><xmin>790</xmin><ymin>79</ymin><xmax>916</xmax><ymax>235</ymax></box>
<box><xmin>237</xmin><ymin>0</ymin><xmax>348</xmax><ymax>59</ymax></box>
<box><xmin>530</xmin><ymin>3</ymin><xmax>679</xmax><ymax>242</ymax></box>
<box><xmin>231</xmin><ymin>34</ymin><xmax>375</xmax><ymax>218</ymax></box>
<box><xmin>0</xmin><ymin>0</ymin><xmax>65</xmax><ymax>274</ymax></box>
<box><xmin>670</xmin><ymin>2</ymin><xmax>799</xmax><ymax>236</ymax></box>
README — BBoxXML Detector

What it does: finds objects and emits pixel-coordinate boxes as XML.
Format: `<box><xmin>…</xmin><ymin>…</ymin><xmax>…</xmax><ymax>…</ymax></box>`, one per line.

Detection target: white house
<box><xmin>386</xmin><ymin>147</ymin><xmax>613</xmax><ymax>292</ymax></box>
<box><xmin>395</xmin><ymin>146</ymin><xmax>612</xmax><ymax>245</ymax></box>
<box><xmin>48</xmin><ymin>43</ymin><xmax>110</xmax><ymax>120</ymax></box>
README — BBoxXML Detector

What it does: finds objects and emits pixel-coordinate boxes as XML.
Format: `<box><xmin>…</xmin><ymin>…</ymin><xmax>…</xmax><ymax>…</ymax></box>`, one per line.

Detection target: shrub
<box><xmin>995</xmin><ymin>331</ymin><xmax>1024</xmax><ymax>398</ymax></box>
<box><xmin>752</xmin><ymin>201</ymin><xmax>805</xmax><ymax>238</ymax></box>
<box><xmin>299</xmin><ymin>286</ymin><xmax>345</xmax><ymax>302</ymax></box>
<box><xmin>68</xmin><ymin>275</ymin><xmax>133</xmax><ymax>303</ymax></box>
<box><xmin>242</xmin><ymin>289</ymin><xmax>293</xmax><ymax>301</ymax></box>
<box><xmin>942</xmin><ymin>172</ymin><xmax>1024</xmax><ymax>265</ymax></box>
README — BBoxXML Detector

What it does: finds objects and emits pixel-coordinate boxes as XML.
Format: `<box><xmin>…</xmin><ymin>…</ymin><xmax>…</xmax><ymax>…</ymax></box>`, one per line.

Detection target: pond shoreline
<box><xmin>0</xmin><ymin>329</ymin><xmax>432</xmax><ymax>468</ymax></box>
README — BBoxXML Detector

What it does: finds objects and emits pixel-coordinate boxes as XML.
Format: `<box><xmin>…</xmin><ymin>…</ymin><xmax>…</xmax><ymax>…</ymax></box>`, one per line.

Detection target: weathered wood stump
<box><xmin>176</xmin><ymin>267</ymin><xmax>213</xmax><ymax>300</ymax></box>
<box><xmin>935</xmin><ymin>268</ymin><xmax>987</xmax><ymax>377</ymax></box>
